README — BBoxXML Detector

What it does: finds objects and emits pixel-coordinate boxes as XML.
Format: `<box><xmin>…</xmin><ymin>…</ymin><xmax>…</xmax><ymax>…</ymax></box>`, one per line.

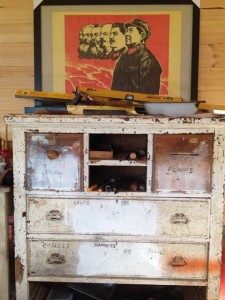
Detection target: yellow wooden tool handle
<box><xmin>199</xmin><ymin>103</ymin><xmax>225</xmax><ymax>111</ymax></box>
<box><xmin>78</xmin><ymin>87</ymin><xmax>184</xmax><ymax>103</ymax></box>
<box><xmin>15</xmin><ymin>89</ymin><xmax>75</xmax><ymax>102</ymax></box>
<box><xmin>87</xmin><ymin>184</ymin><xmax>98</xmax><ymax>192</ymax></box>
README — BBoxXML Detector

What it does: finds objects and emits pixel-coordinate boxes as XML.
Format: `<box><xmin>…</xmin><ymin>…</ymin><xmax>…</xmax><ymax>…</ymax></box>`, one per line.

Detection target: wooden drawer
<box><xmin>28</xmin><ymin>240</ymin><xmax>207</xmax><ymax>280</ymax></box>
<box><xmin>153</xmin><ymin>134</ymin><xmax>213</xmax><ymax>193</ymax></box>
<box><xmin>25</xmin><ymin>133</ymin><xmax>83</xmax><ymax>191</ymax></box>
<box><xmin>27</xmin><ymin>197</ymin><xmax>209</xmax><ymax>237</ymax></box>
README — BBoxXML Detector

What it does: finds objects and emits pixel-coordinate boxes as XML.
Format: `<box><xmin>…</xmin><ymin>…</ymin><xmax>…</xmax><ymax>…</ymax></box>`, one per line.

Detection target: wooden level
<box><xmin>16</xmin><ymin>89</ymin><xmax>225</xmax><ymax>114</ymax></box>
<box><xmin>199</xmin><ymin>102</ymin><xmax>225</xmax><ymax>111</ymax></box>
<box><xmin>15</xmin><ymin>89</ymin><xmax>75</xmax><ymax>102</ymax></box>
<box><xmin>78</xmin><ymin>87</ymin><xmax>184</xmax><ymax>103</ymax></box>
<box><xmin>15</xmin><ymin>88</ymin><xmax>183</xmax><ymax>104</ymax></box>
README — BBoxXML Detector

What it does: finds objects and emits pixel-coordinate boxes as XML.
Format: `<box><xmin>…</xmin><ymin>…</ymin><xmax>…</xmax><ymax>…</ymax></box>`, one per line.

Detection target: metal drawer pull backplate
<box><xmin>171</xmin><ymin>256</ymin><xmax>187</xmax><ymax>267</ymax></box>
<box><xmin>170</xmin><ymin>213</ymin><xmax>189</xmax><ymax>224</ymax></box>
<box><xmin>46</xmin><ymin>210</ymin><xmax>63</xmax><ymax>221</ymax></box>
<box><xmin>47</xmin><ymin>253</ymin><xmax>65</xmax><ymax>264</ymax></box>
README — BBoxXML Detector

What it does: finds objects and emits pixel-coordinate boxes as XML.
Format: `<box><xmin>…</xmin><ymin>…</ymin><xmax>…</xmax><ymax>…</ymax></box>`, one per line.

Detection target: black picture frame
<box><xmin>34</xmin><ymin>0</ymin><xmax>200</xmax><ymax>106</ymax></box>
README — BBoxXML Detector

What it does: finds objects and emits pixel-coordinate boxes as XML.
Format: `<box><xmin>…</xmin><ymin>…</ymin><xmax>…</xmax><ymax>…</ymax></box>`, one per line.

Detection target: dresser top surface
<box><xmin>4</xmin><ymin>113</ymin><xmax>225</xmax><ymax>127</ymax></box>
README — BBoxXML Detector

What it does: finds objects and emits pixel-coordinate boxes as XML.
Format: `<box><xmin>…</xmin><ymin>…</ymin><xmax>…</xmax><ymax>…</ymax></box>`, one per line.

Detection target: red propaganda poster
<box><xmin>40</xmin><ymin>5</ymin><xmax>194</xmax><ymax>101</ymax></box>
<box><xmin>64</xmin><ymin>14</ymin><xmax>169</xmax><ymax>95</ymax></box>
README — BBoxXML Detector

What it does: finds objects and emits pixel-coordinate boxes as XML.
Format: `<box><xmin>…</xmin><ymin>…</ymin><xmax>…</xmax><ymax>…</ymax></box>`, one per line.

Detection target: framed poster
<box><xmin>34</xmin><ymin>0</ymin><xmax>200</xmax><ymax>103</ymax></box>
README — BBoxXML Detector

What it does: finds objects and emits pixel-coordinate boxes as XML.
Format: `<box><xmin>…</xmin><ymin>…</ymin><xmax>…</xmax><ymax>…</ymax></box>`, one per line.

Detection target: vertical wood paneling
<box><xmin>198</xmin><ymin>1</ymin><xmax>225</xmax><ymax>103</ymax></box>
<box><xmin>0</xmin><ymin>0</ymin><xmax>34</xmax><ymax>137</ymax></box>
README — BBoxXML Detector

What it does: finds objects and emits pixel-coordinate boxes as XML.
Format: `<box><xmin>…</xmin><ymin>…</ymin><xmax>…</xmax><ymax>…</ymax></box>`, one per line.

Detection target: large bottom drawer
<box><xmin>29</xmin><ymin>240</ymin><xmax>207</xmax><ymax>280</ymax></box>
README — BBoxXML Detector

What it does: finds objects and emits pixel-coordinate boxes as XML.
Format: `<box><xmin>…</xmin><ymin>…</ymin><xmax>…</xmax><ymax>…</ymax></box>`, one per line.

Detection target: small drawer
<box><xmin>153</xmin><ymin>134</ymin><xmax>213</xmax><ymax>193</ymax></box>
<box><xmin>29</xmin><ymin>240</ymin><xmax>207</xmax><ymax>280</ymax></box>
<box><xmin>25</xmin><ymin>133</ymin><xmax>83</xmax><ymax>191</ymax></box>
<box><xmin>27</xmin><ymin>197</ymin><xmax>209</xmax><ymax>237</ymax></box>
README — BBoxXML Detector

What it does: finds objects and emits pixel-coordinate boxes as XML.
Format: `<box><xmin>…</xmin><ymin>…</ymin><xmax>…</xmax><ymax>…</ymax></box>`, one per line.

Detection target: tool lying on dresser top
<box><xmin>15</xmin><ymin>87</ymin><xmax>185</xmax><ymax>115</ymax></box>
<box><xmin>15</xmin><ymin>87</ymin><xmax>225</xmax><ymax>115</ymax></box>
<box><xmin>15</xmin><ymin>87</ymin><xmax>184</xmax><ymax>104</ymax></box>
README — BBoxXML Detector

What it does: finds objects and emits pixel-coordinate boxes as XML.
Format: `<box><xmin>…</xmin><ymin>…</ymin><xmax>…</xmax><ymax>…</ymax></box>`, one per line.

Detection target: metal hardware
<box><xmin>170</xmin><ymin>256</ymin><xmax>186</xmax><ymax>267</ymax></box>
<box><xmin>47</xmin><ymin>253</ymin><xmax>65</xmax><ymax>264</ymax></box>
<box><xmin>46</xmin><ymin>210</ymin><xmax>63</xmax><ymax>221</ymax></box>
<box><xmin>170</xmin><ymin>213</ymin><xmax>188</xmax><ymax>224</ymax></box>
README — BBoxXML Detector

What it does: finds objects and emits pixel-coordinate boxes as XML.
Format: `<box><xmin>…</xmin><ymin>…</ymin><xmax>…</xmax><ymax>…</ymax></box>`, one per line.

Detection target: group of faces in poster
<box><xmin>78</xmin><ymin>18</ymin><xmax>162</xmax><ymax>94</ymax></box>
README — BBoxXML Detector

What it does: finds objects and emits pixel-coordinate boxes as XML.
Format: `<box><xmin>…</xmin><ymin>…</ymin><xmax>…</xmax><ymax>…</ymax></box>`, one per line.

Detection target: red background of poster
<box><xmin>65</xmin><ymin>14</ymin><xmax>169</xmax><ymax>94</ymax></box>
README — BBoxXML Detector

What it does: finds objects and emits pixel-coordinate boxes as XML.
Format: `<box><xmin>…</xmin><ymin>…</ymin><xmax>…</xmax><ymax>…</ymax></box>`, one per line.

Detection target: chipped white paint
<box><xmin>5</xmin><ymin>114</ymin><xmax>225</xmax><ymax>300</ymax></box>
<box><xmin>27</xmin><ymin>134</ymin><xmax>81</xmax><ymax>190</ymax></box>
<box><xmin>27</xmin><ymin>197</ymin><xmax>209</xmax><ymax>237</ymax></box>
<box><xmin>29</xmin><ymin>240</ymin><xmax>207</xmax><ymax>279</ymax></box>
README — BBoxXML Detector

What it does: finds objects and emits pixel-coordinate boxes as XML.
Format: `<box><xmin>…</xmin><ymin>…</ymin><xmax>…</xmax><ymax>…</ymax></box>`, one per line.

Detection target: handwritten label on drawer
<box><xmin>27</xmin><ymin>198</ymin><xmax>209</xmax><ymax>238</ymax></box>
<box><xmin>29</xmin><ymin>240</ymin><xmax>207</xmax><ymax>280</ymax></box>
<box><xmin>153</xmin><ymin>134</ymin><xmax>213</xmax><ymax>193</ymax></box>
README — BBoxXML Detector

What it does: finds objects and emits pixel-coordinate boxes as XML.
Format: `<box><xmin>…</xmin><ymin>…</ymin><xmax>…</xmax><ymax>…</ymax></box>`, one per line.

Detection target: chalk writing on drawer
<box><xmin>121</xmin><ymin>200</ymin><xmax>129</xmax><ymax>206</ymax></box>
<box><xmin>153</xmin><ymin>134</ymin><xmax>213</xmax><ymax>192</ymax></box>
<box><xmin>166</xmin><ymin>166</ymin><xmax>194</xmax><ymax>174</ymax></box>
<box><xmin>123</xmin><ymin>249</ymin><xmax>132</xmax><ymax>255</ymax></box>
<box><xmin>74</xmin><ymin>200</ymin><xmax>90</xmax><ymax>206</ymax></box>
<box><xmin>94</xmin><ymin>242</ymin><xmax>118</xmax><ymax>248</ymax></box>
<box><xmin>42</xmin><ymin>242</ymin><xmax>70</xmax><ymax>249</ymax></box>
<box><xmin>26</xmin><ymin>133</ymin><xmax>83</xmax><ymax>190</ymax></box>
<box><xmin>148</xmin><ymin>247</ymin><xmax>165</xmax><ymax>255</ymax></box>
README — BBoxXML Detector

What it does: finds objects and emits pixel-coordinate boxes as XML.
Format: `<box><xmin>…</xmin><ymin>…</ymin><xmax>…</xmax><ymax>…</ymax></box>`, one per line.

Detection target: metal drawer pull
<box><xmin>170</xmin><ymin>213</ymin><xmax>188</xmax><ymax>224</ymax></box>
<box><xmin>171</xmin><ymin>256</ymin><xmax>186</xmax><ymax>267</ymax></box>
<box><xmin>47</xmin><ymin>253</ymin><xmax>65</xmax><ymax>264</ymax></box>
<box><xmin>46</xmin><ymin>210</ymin><xmax>63</xmax><ymax>221</ymax></box>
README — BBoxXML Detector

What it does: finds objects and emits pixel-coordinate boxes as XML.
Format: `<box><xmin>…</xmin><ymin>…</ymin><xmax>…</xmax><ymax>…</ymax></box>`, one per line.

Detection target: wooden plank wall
<box><xmin>0</xmin><ymin>0</ymin><xmax>34</xmax><ymax>137</ymax></box>
<box><xmin>199</xmin><ymin>0</ymin><xmax>225</xmax><ymax>103</ymax></box>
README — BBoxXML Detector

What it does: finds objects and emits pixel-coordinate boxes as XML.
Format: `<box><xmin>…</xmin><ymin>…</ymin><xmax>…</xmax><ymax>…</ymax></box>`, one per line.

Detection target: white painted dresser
<box><xmin>5</xmin><ymin>114</ymin><xmax>225</xmax><ymax>300</ymax></box>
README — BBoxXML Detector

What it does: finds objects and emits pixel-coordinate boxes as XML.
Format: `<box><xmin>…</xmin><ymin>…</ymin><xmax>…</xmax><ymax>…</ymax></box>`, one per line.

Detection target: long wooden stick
<box><xmin>15</xmin><ymin>88</ymin><xmax>184</xmax><ymax>104</ymax></box>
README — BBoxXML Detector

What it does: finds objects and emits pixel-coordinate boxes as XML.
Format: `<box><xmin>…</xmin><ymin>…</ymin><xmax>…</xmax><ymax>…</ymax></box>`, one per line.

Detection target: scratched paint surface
<box><xmin>27</xmin><ymin>197</ymin><xmax>209</xmax><ymax>237</ymax></box>
<box><xmin>29</xmin><ymin>240</ymin><xmax>207</xmax><ymax>279</ymax></box>
<box><xmin>5</xmin><ymin>114</ymin><xmax>225</xmax><ymax>300</ymax></box>
<box><xmin>26</xmin><ymin>133</ymin><xmax>82</xmax><ymax>190</ymax></box>
<box><xmin>153</xmin><ymin>134</ymin><xmax>213</xmax><ymax>192</ymax></box>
